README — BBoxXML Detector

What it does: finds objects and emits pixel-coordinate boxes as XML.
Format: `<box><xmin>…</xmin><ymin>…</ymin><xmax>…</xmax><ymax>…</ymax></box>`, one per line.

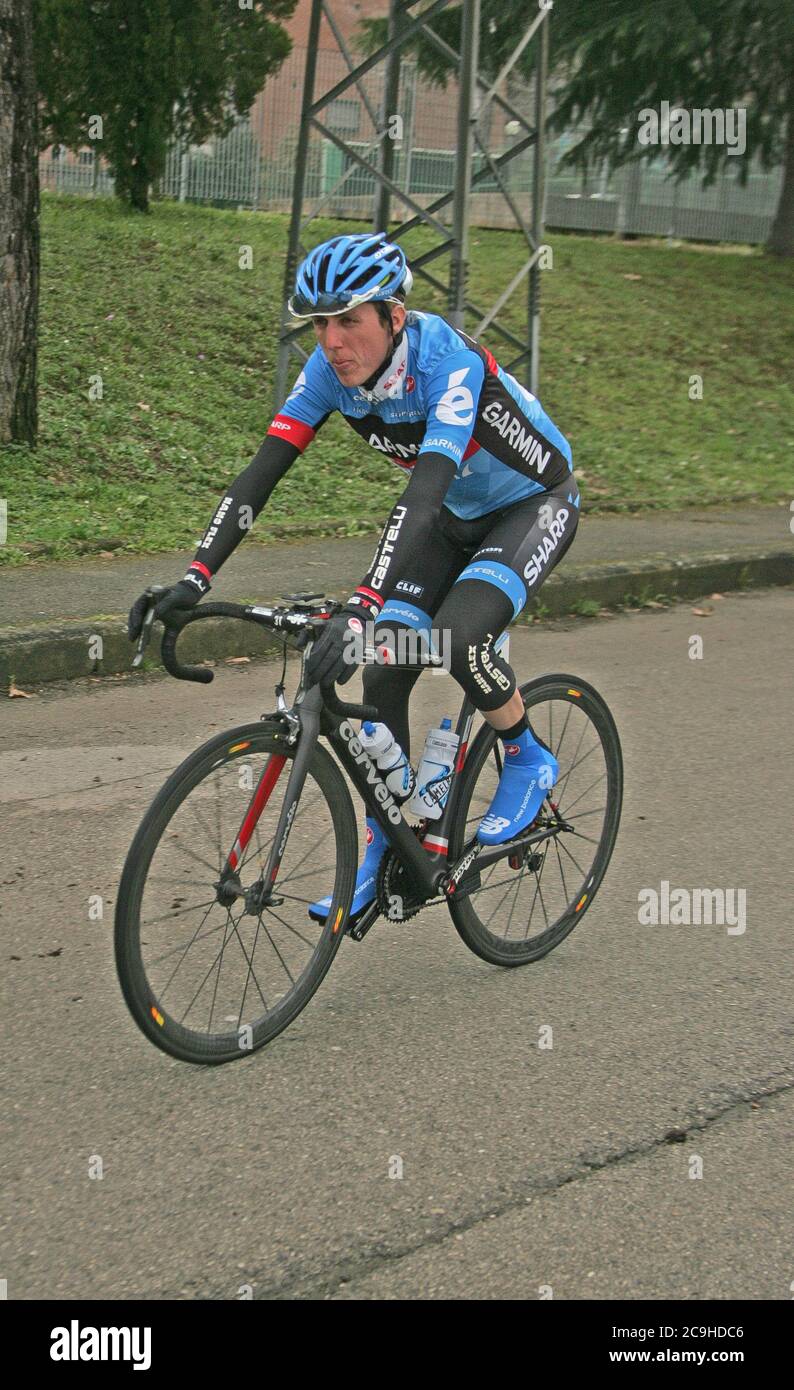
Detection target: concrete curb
<box><xmin>1</xmin><ymin>548</ymin><xmax>792</xmax><ymax>690</ymax></box>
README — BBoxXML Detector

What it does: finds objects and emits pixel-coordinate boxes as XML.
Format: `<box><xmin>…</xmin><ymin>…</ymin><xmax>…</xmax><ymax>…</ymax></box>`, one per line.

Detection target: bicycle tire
<box><xmin>114</xmin><ymin>720</ymin><xmax>357</xmax><ymax>1063</ymax></box>
<box><xmin>447</xmin><ymin>675</ymin><xmax>623</xmax><ymax>966</ymax></box>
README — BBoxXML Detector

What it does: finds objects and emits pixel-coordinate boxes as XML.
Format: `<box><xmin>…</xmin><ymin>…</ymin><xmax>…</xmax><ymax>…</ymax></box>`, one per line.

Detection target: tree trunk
<box><xmin>114</xmin><ymin>155</ymin><xmax>152</xmax><ymax>213</ymax></box>
<box><xmin>767</xmin><ymin>72</ymin><xmax>794</xmax><ymax>256</ymax></box>
<box><xmin>0</xmin><ymin>0</ymin><xmax>39</xmax><ymax>444</ymax></box>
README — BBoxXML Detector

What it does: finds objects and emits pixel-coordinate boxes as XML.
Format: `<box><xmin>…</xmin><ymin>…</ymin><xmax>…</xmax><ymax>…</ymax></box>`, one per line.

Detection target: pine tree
<box><xmin>34</xmin><ymin>0</ymin><xmax>297</xmax><ymax>213</ymax></box>
<box><xmin>359</xmin><ymin>0</ymin><xmax>794</xmax><ymax>255</ymax></box>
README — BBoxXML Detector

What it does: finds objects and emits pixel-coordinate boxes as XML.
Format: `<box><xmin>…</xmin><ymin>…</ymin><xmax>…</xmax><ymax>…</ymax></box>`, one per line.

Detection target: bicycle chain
<box><xmin>376</xmin><ymin>823</ymin><xmax>429</xmax><ymax>922</ymax></box>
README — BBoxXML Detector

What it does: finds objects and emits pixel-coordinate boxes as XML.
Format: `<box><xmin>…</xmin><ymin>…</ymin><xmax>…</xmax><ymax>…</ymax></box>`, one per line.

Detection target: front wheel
<box><xmin>114</xmin><ymin>720</ymin><xmax>357</xmax><ymax>1063</ymax></box>
<box><xmin>447</xmin><ymin>675</ymin><xmax>623</xmax><ymax>966</ymax></box>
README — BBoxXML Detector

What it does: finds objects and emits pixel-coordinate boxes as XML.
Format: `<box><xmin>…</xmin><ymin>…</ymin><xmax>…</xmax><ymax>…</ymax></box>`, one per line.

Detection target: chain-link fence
<box><xmin>39</xmin><ymin>44</ymin><xmax>784</xmax><ymax>246</ymax></box>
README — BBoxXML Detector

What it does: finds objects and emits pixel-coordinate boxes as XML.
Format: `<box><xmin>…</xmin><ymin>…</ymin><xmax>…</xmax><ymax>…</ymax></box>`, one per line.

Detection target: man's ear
<box><xmin>391</xmin><ymin>304</ymin><xmax>407</xmax><ymax>334</ymax></box>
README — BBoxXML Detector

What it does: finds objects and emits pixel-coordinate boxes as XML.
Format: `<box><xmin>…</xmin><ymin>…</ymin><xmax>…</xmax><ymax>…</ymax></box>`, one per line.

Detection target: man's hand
<box><xmin>304</xmin><ymin>609</ymin><xmax>362</xmax><ymax>687</ymax></box>
<box><xmin>127</xmin><ymin>578</ymin><xmax>207</xmax><ymax>642</ymax></box>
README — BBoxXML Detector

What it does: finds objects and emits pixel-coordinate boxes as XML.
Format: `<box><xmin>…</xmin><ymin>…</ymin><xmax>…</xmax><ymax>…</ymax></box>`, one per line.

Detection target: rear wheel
<box><xmin>448</xmin><ymin>676</ymin><xmax>622</xmax><ymax>965</ymax></box>
<box><xmin>114</xmin><ymin>721</ymin><xmax>357</xmax><ymax>1063</ymax></box>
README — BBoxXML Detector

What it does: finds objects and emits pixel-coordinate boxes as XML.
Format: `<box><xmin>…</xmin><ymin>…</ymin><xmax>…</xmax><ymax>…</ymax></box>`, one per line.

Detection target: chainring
<box><xmin>376</xmin><ymin>845</ymin><xmax>427</xmax><ymax>923</ymax></box>
<box><xmin>378</xmin><ymin>822</ymin><xmax>433</xmax><ymax>922</ymax></box>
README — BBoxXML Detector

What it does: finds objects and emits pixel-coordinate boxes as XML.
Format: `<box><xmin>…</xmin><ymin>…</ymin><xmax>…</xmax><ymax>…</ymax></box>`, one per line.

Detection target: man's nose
<box><xmin>324</xmin><ymin>320</ymin><xmax>344</xmax><ymax>350</ymax></box>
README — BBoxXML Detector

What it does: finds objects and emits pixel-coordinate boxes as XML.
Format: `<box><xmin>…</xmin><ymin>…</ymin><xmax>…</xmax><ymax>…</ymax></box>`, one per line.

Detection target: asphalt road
<box><xmin>1</xmin><ymin>588</ymin><xmax>792</xmax><ymax>1301</ymax></box>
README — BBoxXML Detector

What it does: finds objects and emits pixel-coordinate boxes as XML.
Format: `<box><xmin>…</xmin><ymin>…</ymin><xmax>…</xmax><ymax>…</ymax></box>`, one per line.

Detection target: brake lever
<box><xmin>131</xmin><ymin>584</ymin><xmax>170</xmax><ymax>668</ymax></box>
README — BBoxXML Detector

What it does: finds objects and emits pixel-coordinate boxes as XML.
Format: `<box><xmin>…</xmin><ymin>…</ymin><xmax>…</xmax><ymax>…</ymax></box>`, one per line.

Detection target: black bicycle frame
<box><xmin>157</xmin><ymin>603</ymin><xmax>561</xmax><ymax>903</ymax></box>
<box><xmin>323</xmin><ymin>685</ymin><xmax>477</xmax><ymax>900</ymax></box>
<box><xmin>258</xmin><ymin>677</ymin><xmax>562</xmax><ymax>905</ymax></box>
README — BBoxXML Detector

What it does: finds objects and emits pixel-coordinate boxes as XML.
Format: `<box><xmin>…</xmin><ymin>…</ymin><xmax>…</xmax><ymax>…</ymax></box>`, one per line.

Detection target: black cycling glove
<box><xmin>304</xmin><ymin>608</ymin><xmax>363</xmax><ymax>687</ymax></box>
<box><xmin>127</xmin><ymin>575</ymin><xmax>209</xmax><ymax>642</ymax></box>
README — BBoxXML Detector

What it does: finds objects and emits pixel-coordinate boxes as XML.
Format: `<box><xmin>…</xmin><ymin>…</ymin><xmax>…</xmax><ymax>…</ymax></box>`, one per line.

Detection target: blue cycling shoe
<box><xmin>308</xmin><ymin>817</ymin><xmax>387</xmax><ymax>924</ymax></box>
<box><xmin>476</xmin><ymin>728</ymin><xmax>559</xmax><ymax>845</ymax></box>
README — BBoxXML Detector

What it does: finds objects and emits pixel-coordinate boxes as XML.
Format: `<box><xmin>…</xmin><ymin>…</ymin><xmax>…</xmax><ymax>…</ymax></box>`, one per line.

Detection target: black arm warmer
<box><xmin>187</xmin><ymin>435</ymin><xmax>301</xmax><ymax>578</ymax></box>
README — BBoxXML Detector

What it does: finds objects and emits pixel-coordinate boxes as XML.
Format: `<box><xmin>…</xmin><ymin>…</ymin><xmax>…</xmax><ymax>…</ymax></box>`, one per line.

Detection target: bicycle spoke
<box><xmin>556</xmin><ymin>834</ymin><xmax>589</xmax><ymax>880</ymax></box>
<box><xmin>554</xmin><ymin>718</ymin><xmax>589</xmax><ymax>804</ymax></box>
<box><xmin>552</xmin><ymin>835</ymin><xmax>570</xmax><ymax>905</ymax></box>
<box><xmin>230</xmin><ymin>915</ymin><xmax>271</xmax><ymax>1019</ymax></box>
<box><xmin>263</xmin><ymin>906</ymin><xmax>319</xmax><ymax>952</ymax></box>
<box><xmin>525</xmin><ymin>845</ymin><xmax>551</xmax><ymax>937</ymax></box>
<box><xmin>559</xmin><ymin>770</ymin><xmax>607</xmax><ymax>817</ymax></box>
<box><xmin>252</xmin><ymin>914</ymin><xmax>297</xmax><ymax>989</ymax></box>
<box><xmin>277</xmin><ymin>817</ymin><xmax>334</xmax><ymax>883</ymax></box>
<box><xmin>176</xmin><ymin>906</ymin><xmax>240</xmax><ymax>1027</ymax></box>
<box><xmin>148</xmin><ymin>913</ymin><xmax>231</xmax><ymax>966</ymax></box>
<box><xmin>275</xmin><ymin>859</ymin><xmax>337</xmax><ymax>889</ymax></box>
<box><xmin>483</xmin><ymin>873</ymin><xmax>522</xmax><ymax>930</ymax></box>
<box><xmin>206</xmin><ymin>915</ymin><xmax>229</xmax><ymax>1035</ymax></box>
<box><xmin>549</xmin><ymin>699</ymin><xmax>574</xmax><ymax>762</ymax></box>
<box><xmin>557</xmin><ymin>740</ymin><xmax>602</xmax><ymax>791</ymax></box>
<box><xmin>156</xmin><ymin>901</ymin><xmax>220</xmax><ymax>999</ymax></box>
<box><xmin>503</xmin><ymin>867</ymin><xmax>526</xmax><ymax>939</ymax></box>
<box><xmin>163</xmin><ymin>836</ymin><xmax>219</xmax><ymax>877</ymax></box>
<box><xmin>532</xmin><ymin>871</ymin><xmax>551</xmax><ymax>936</ymax></box>
<box><xmin>141</xmin><ymin>898</ymin><xmax>218</xmax><ymax>930</ymax></box>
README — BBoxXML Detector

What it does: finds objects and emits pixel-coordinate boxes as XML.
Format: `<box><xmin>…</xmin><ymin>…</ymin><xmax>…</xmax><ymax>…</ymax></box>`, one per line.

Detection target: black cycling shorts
<box><xmin>362</xmin><ymin>475</ymin><xmax>579</xmax><ymax>741</ymax></box>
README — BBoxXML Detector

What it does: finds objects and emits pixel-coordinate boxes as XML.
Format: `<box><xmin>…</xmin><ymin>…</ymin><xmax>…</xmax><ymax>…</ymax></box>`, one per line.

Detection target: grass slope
<box><xmin>1</xmin><ymin>193</ymin><xmax>792</xmax><ymax>566</ymax></box>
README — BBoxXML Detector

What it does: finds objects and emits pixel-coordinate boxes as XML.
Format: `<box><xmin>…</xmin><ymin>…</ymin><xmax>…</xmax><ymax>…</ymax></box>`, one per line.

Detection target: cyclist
<box><xmin>128</xmin><ymin>232</ymin><xmax>579</xmax><ymax>922</ymax></box>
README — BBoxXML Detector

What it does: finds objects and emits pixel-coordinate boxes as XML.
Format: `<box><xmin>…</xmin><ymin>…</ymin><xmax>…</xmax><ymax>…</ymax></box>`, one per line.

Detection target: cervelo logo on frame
<box><xmin>51</xmin><ymin>1321</ymin><xmax>151</xmax><ymax>1370</ymax></box>
<box><xmin>339</xmin><ymin>721</ymin><xmax>402</xmax><ymax>825</ymax></box>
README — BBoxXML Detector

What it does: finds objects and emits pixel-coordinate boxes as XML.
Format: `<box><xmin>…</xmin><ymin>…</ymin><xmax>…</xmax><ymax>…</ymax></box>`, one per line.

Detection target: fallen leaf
<box><xmin>225</xmin><ymin>656</ymin><xmax>251</xmax><ymax>665</ymax></box>
<box><xmin>8</xmin><ymin>684</ymin><xmax>34</xmax><ymax>698</ymax></box>
<box><xmin>98</xmin><ymin>550</ymin><xmax>115</xmax><ymax>559</ymax></box>
<box><xmin>710</xmin><ymin>592</ymin><xmax>725</xmax><ymax>600</ymax></box>
<box><xmin>691</xmin><ymin>607</ymin><xmax>713</xmax><ymax>616</ymax></box>
<box><xmin>136</xmin><ymin>401</ymin><xmax>150</xmax><ymax>411</ymax></box>
<box><xmin>623</xmin><ymin>273</ymin><xmax>643</xmax><ymax>280</ymax></box>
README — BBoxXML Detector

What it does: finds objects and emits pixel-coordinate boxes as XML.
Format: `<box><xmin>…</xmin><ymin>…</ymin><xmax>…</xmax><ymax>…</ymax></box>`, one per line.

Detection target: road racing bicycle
<box><xmin>114</xmin><ymin>591</ymin><xmax>623</xmax><ymax>1064</ymax></box>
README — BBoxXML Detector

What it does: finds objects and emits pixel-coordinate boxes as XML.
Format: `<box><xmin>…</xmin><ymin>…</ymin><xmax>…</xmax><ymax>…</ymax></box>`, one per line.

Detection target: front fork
<box><xmin>216</xmin><ymin>685</ymin><xmax>323</xmax><ymax>913</ymax></box>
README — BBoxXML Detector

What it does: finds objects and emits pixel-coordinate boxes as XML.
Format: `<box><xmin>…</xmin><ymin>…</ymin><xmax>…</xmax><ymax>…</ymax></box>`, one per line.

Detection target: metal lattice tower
<box><xmin>274</xmin><ymin>0</ymin><xmax>550</xmax><ymax>411</ymax></box>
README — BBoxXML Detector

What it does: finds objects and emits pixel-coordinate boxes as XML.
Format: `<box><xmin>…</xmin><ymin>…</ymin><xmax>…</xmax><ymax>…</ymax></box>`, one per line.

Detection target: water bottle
<box><xmin>407</xmin><ymin>717</ymin><xmax>460</xmax><ymax>820</ymax></box>
<box><xmin>359</xmin><ymin>721</ymin><xmax>416</xmax><ymax>801</ymax></box>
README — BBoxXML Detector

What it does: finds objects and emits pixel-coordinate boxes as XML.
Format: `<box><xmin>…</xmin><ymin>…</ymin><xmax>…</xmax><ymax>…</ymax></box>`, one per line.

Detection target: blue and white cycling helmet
<box><xmin>288</xmin><ymin>232</ymin><xmax>413</xmax><ymax>319</ymax></box>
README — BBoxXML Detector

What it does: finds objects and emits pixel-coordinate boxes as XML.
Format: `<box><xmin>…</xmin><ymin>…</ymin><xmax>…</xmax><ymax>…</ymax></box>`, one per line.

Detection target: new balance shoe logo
<box><xmin>479</xmin><ymin>814</ymin><xmax>511</xmax><ymax>835</ymax></box>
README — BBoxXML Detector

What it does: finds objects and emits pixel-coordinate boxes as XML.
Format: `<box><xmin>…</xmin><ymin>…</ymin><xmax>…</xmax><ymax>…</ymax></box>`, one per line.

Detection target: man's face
<box><xmin>312</xmin><ymin>302</ymin><xmax>406</xmax><ymax>386</ymax></box>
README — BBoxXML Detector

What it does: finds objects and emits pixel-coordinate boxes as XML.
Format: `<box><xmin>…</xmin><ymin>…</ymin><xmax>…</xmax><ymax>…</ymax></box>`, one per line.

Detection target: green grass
<box><xmin>1</xmin><ymin>193</ymin><xmax>793</xmax><ymax>566</ymax></box>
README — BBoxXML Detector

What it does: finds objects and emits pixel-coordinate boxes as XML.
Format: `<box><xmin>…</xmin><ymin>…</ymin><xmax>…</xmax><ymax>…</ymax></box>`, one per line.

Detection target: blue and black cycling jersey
<box><xmin>267</xmin><ymin>310</ymin><xmax>577</xmax><ymax>520</ymax></box>
<box><xmin>186</xmin><ymin>311</ymin><xmax>578</xmax><ymax>634</ymax></box>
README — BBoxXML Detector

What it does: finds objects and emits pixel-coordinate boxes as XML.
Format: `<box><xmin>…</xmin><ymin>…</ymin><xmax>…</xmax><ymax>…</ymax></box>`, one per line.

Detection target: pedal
<box><xmin>347</xmin><ymin>900</ymin><xmax>380</xmax><ymax>941</ymax></box>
